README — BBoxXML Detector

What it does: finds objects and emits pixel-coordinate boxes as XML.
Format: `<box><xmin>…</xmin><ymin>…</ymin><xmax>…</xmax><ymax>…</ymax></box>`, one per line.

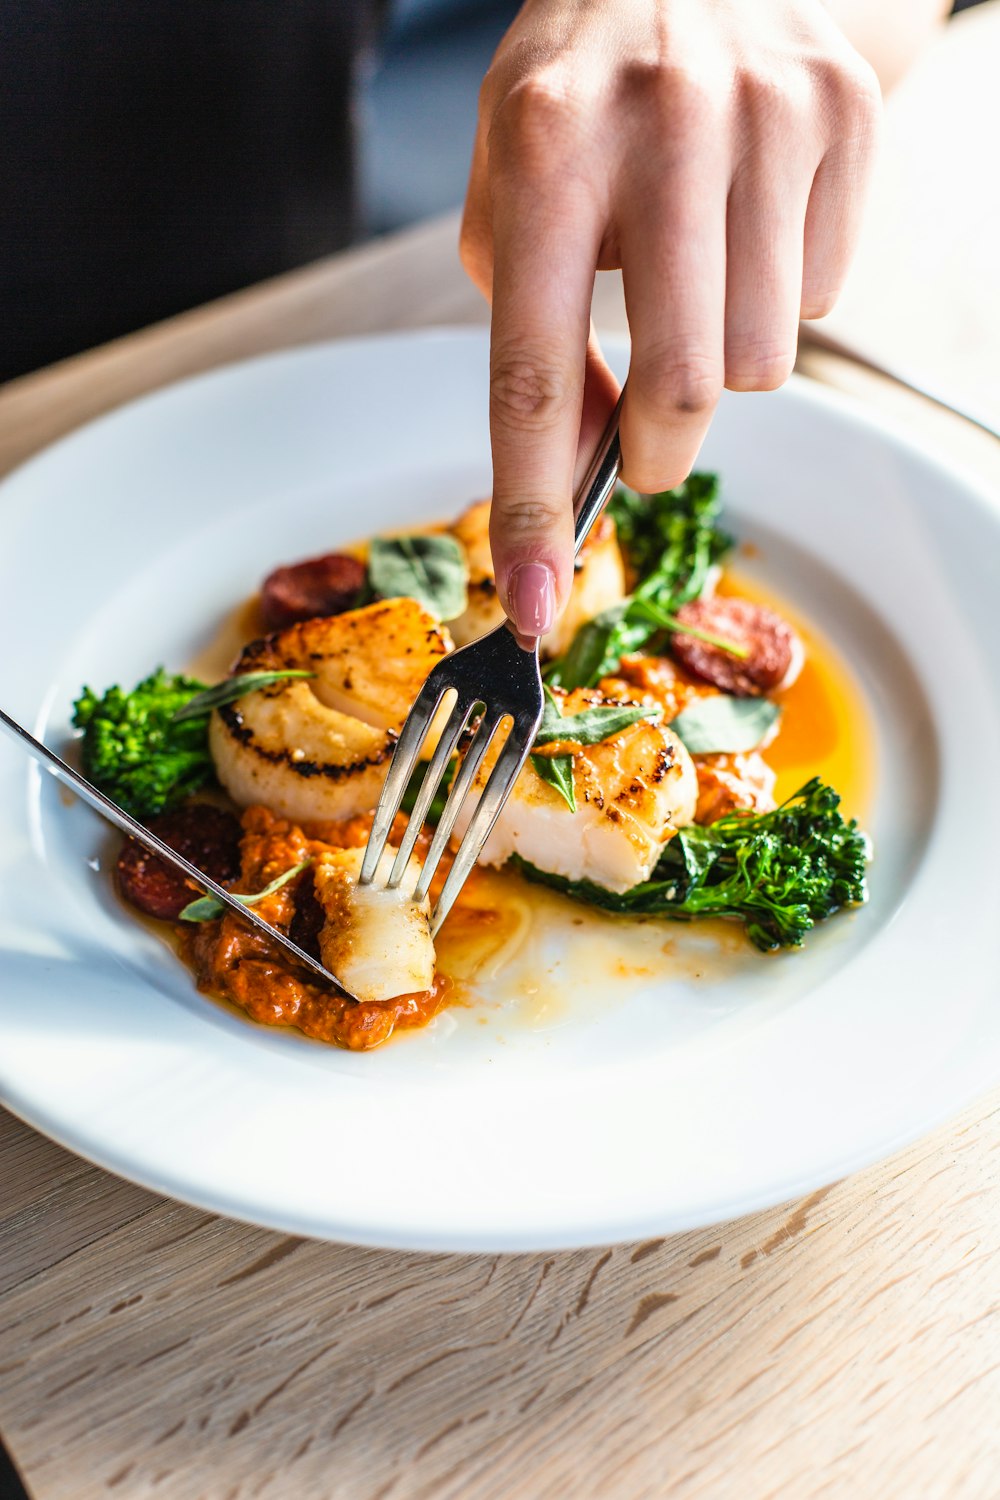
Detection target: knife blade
<box><xmin>0</xmin><ymin>705</ymin><xmax>357</xmax><ymax>1001</ymax></box>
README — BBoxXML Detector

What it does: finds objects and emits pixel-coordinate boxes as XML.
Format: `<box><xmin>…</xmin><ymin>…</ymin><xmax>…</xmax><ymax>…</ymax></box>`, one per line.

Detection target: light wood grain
<box><xmin>2</xmin><ymin>1097</ymin><xmax>1000</xmax><ymax>1500</ymax></box>
<box><xmin>2</xmin><ymin>7</ymin><xmax>1000</xmax><ymax>1497</ymax></box>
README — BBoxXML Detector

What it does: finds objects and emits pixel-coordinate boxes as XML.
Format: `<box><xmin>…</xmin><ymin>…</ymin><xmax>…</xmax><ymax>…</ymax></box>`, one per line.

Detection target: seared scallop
<box><xmin>598</xmin><ymin>657</ymin><xmax>781</xmax><ymax>825</ymax></box>
<box><xmin>312</xmin><ymin>845</ymin><xmax>435</xmax><ymax>1004</ymax></box>
<box><xmin>447</xmin><ymin>498</ymin><xmax>626</xmax><ymax>657</ymax></box>
<box><xmin>454</xmin><ymin>686</ymin><xmax>698</xmax><ymax>893</ymax></box>
<box><xmin>209</xmin><ymin>599</ymin><xmax>452</xmax><ymax>823</ymax></box>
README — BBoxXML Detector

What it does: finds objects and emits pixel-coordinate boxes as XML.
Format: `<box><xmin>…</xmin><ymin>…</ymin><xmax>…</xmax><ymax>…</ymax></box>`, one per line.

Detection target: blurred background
<box><xmin>361</xmin><ymin>0</ymin><xmax>518</xmax><ymax>235</ymax></box>
<box><xmin>0</xmin><ymin>0</ymin><xmax>992</xmax><ymax>384</ymax></box>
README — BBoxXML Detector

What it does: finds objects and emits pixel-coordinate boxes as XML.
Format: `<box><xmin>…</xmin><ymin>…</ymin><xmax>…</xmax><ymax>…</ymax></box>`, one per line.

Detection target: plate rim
<box><xmin>2</xmin><ymin>324</ymin><xmax>999</xmax><ymax>1252</ymax></box>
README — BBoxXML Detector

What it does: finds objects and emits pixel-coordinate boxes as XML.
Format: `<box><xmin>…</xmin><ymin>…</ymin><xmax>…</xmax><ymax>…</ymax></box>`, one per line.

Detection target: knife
<box><xmin>0</xmin><ymin>705</ymin><xmax>356</xmax><ymax>1000</ymax></box>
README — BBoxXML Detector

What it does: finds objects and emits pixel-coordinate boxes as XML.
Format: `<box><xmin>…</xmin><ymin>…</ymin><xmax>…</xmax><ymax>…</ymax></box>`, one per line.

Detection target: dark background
<box><xmin>0</xmin><ymin>0</ymin><xmax>986</xmax><ymax>382</ymax></box>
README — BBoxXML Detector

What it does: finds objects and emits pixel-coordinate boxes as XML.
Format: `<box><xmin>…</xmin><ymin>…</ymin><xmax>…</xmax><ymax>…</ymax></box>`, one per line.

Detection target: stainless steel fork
<box><xmin>360</xmin><ymin>392</ymin><xmax>625</xmax><ymax>935</ymax></box>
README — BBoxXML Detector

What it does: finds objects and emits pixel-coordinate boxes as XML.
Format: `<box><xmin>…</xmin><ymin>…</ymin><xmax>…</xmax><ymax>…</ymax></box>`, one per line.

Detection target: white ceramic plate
<box><xmin>2</xmin><ymin>327</ymin><xmax>1000</xmax><ymax>1252</ymax></box>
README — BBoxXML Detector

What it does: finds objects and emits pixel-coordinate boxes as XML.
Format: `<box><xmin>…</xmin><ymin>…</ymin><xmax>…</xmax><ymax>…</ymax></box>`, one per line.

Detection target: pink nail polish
<box><xmin>508</xmin><ymin>562</ymin><xmax>556</xmax><ymax>637</ymax></box>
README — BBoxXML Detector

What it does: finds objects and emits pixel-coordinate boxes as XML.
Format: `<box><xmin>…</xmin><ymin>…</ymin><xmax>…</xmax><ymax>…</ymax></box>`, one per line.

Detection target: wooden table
<box><xmin>2</xmin><ymin>8</ymin><xmax>1000</xmax><ymax>1496</ymax></box>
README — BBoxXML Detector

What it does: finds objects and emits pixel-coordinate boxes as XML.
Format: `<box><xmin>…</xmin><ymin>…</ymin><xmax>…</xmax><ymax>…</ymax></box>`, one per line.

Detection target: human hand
<box><xmin>460</xmin><ymin>0</ymin><xmax>881</xmax><ymax>636</ymax></box>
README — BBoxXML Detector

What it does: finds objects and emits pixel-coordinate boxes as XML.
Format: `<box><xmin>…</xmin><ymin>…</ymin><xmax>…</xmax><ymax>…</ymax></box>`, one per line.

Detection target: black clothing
<box><xmin>1</xmin><ymin>2</ymin><xmax>373</xmax><ymax>381</ymax></box>
<box><xmin>0</xmin><ymin>1</ymin><xmax>987</xmax><ymax>381</ymax></box>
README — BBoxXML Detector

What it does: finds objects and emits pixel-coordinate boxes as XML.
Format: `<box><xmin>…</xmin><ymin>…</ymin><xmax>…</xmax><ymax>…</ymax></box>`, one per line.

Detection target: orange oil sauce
<box><xmin>717</xmin><ymin>567</ymin><xmax>873</xmax><ymax>820</ymax></box>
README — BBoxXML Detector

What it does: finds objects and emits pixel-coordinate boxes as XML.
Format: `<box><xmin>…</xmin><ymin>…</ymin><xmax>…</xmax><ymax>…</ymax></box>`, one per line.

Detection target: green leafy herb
<box><xmin>671</xmin><ymin>696</ymin><xmax>781</xmax><ymax>755</ymax></box>
<box><xmin>72</xmin><ymin>669</ymin><xmax>217</xmax><ymax>820</ymax></box>
<box><xmin>179</xmin><ymin>859</ymin><xmax>312</xmax><ymax>923</ymax></box>
<box><xmin>534</xmin><ymin>688</ymin><xmax>659</xmax><ymax>747</ymax></box>
<box><xmin>626</xmin><ymin>596</ymin><xmax>748</xmax><ymax>658</ymax></box>
<box><xmin>527</xmin><ymin>690</ymin><xmax>657</xmax><ymax>813</ymax></box>
<box><xmin>549</xmin><ymin>476</ymin><xmax>736</xmax><ymax>689</ymax></box>
<box><xmin>530</xmin><ymin>752</ymin><xmax>576</xmax><ymax>811</ymax></box>
<box><xmin>513</xmin><ymin>778</ymin><xmax>870</xmax><ymax>951</ymax></box>
<box><xmin>171</xmin><ymin>670</ymin><xmax>316</xmax><ymax>723</ymax></box>
<box><xmin>547</xmin><ymin>591</ymin><xmax>745</xmax><ymax>690</ymax></box>
<box><xmin>609</xmin><ymin>473</ymin><xmax>732</xmax><ymax>601</ymax></box>
<box><xmin>544</xmin><ymin>602</ymin><xmax>639</xmax><ymax>690</ymax></box>
<box><xmin>368</xmin><ymin>534</ymin><xmax>469</xmax><ymax>621</ymax></box>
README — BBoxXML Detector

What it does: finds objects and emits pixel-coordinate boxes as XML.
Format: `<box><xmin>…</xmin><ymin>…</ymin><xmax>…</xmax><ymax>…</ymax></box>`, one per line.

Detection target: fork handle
<box><xmin>571</xmin><ymin>389</ymin><xmax>626</xmax><ymax>557</ymax></box>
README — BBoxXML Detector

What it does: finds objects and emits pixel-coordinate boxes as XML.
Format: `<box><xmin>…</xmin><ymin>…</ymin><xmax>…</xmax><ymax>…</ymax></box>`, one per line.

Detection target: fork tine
<box><xmin>386</xmin><ymin>691</ymin><xmax>471</xmax><ymax>888</ymax></box>
<box><xmin>412</xmin><ymin>707</ymin><xmax>503</xmax><ymax>904</ymax></box>
<box><xmin>430</xmin><ymin>723</ymin><xmax>531</xmax><ymax>936</ymax></box>
<box><xmin>360</xmin><ymin>678</ymin><xmax>447</xmax><ymax>885</ymax></box>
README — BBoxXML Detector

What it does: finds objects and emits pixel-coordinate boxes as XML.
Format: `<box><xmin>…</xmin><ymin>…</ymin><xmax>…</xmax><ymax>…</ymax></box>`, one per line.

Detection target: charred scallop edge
<box><xmin>645</xmin><ymin>745</ymin><xmax>675</xmax><ymax>787</ymax></box>
<box><xmin>216</xmin><ymin>704</ymin><xmax>399</xmax><ymax>780</ymax></box>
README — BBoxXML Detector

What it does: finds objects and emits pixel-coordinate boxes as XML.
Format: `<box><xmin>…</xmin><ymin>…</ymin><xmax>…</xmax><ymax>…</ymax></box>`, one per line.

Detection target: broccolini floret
<box><xmin>609</xmin><ymin>472</ymin><xmax>733</xmax><ymax>602</ymax></box>
<box><xmin>548</xmin><ymin>475</ymin><xmax>734</xmax><ymax>689</ymax></box>
<box><xmin>72</xmin><ymin>668</ymin><xmax>217</xmax><ymax>820</ymax></box>
<box><xmin>513</xmin><ymin>778</ymin><xmax>870</xmax><ymax>952</ymax></box>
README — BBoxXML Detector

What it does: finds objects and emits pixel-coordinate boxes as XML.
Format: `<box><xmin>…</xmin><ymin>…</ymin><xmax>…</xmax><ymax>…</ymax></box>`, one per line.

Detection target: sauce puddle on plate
<box><xmin>436</xmin><ymin>867</ymin><xmax>752</xmax><ymax>1038</ymax></box>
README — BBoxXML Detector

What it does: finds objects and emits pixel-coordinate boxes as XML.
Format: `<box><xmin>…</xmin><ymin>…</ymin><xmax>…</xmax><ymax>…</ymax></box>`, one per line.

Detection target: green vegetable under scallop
<box><xmin>72</xmin><ymin>669</ymin><xmax>218</xmax><ymax>821</ymax></box>
<box><xmin>512</xmin><ymin>778</ymin><xmax>870</xmax><ymax>952</ymax></box>
<box><xmin>73</xmin><ymin>667</ymin><xmax>316</xmax><ymax>820</ymax></box>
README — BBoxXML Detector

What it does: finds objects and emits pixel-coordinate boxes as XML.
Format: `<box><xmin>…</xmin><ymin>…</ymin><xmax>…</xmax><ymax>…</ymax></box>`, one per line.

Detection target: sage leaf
<box><xmin>670</xmin><ymin>696</ymin><xmax>780</xmax><ymax>755</ymax></box>
<box><xmin>171</xmin><ymin>671</ymin><xmax>316</xmax><ymax>723</ymax></box>
<box><xmin>368</xmin><ymin>534</ymin><xmax>469</xmax><ymax>621</ymax></box>
<box><xmin>179</xmin><ymin>859</ymin><xmax>312</xmax><ymax>923</ymax></box>
<box><xmin>534</xmin><ymin>687</ymin><xmax>659</xmax><ymax>747</ymax></box>
<box><xmin>530</xmin><ymin>752</ymin><xmax>576</xmax><ymax>812</ymax></box>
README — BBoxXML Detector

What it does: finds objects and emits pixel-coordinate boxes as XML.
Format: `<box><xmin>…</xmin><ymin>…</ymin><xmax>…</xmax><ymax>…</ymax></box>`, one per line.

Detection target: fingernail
<box><xmin>508</xmin><ymin>562</ymin><xmax>556</xmax><ymax>637</ymax></box>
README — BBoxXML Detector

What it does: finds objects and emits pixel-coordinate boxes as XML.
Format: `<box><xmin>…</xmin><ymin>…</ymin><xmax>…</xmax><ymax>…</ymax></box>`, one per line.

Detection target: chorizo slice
<box><xmin>671</xmin><ymin>596</ymin><xmax>803</xmax><ymax>697</ymax></box>
<box><xmin>260</xmin><ymin>552</ymin><xmax>366</xmax><ymax>630</ymax></box>
<box><xmin>117</xmin><ymin>804</ymin><xmax>242</xmax><ymax>921</ymax></box>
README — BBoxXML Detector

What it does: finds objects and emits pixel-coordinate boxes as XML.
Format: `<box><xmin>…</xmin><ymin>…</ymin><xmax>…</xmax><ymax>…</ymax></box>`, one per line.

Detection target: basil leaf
<box><xmin>530</xmin><ymin>752</ymin><xmax>576</xmax><ymax>812</ymax></box>
<box><xmin>368</xmin><ymin>535</ymin><xmax>469</xmax><ymax>621</ymax></box>
<box><xmin>179</xmin><ymin>859</ymin><xmax>312</xmax><ymax>923</ymax></box>
<box><xmin>171</xmin><ymin>671</ymin><xmax>316</xmax><ymax>723</ymax></box>
<box><xmin>547</xmin><ymin>603</ymin><xmax>639</xmax><ymax>691</ymax></box>
<box><xmin>670</xmin><ymin>696</ymin><xmax>781</xmax><ymax>755</ymax></box>
<box><xmin>534</xmin><ymin>686</ymin><xmax>659</xmax><ymax>747</ymax></box>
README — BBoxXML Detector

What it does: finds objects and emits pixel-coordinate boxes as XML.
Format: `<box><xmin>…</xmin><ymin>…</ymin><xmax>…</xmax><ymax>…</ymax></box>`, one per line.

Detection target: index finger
<box><xmin>488</xmin><ymin>180</ymin><xmax>601</xmax><ymax>637</ymax></box>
